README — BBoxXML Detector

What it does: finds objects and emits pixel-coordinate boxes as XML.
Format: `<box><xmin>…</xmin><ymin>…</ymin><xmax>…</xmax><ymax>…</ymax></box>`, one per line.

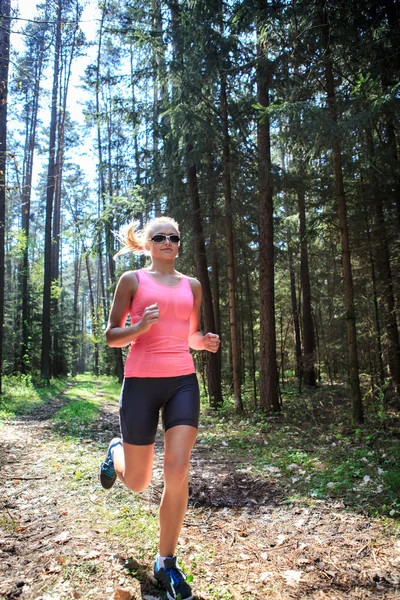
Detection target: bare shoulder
<box><xmin>117</xmin><ymin>270</ymin><xmax>140</xmax><ymax>294</ymax></box>
<box><xmin>188</xmin><ymin>277</ymin><xmax>202</xmax><ymax>297</ymax></box>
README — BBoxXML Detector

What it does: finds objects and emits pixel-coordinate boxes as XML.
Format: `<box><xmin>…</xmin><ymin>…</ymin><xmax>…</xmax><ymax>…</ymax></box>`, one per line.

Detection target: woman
<box><xmin>99</xmin><ymin>216</ymin><xmax>220</xmax><ymax>600</ymax></box>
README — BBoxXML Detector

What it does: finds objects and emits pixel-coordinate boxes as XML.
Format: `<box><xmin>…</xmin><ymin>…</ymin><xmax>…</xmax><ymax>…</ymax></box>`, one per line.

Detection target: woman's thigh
<box><xmin>163</xmin><ymin>425</ymin><xmax>198</xmax><ymax>483</ymax></box>
<box><xmin>119</xmin><ymin>377</ymin><xmax>164</xmax><ymax>445</ymax></box>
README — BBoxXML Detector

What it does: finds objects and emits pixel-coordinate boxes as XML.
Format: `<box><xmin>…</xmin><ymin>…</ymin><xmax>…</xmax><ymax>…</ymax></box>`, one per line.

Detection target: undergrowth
<box><xmin>0</xmin><ymin>373</ymin><xmax>68</xmax><ymax>421</ymax></box>
<box><xmin>198</xmin><ymin>382</ymin><xmax>400</xmax><ymax>521</ymax></box>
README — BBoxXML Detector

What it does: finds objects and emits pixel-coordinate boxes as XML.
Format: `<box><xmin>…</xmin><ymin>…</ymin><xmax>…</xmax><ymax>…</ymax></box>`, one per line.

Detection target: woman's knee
<box><xmin>123</xmin><ymin>470</ymin><xmax>152</xmax><ymax>493</ymax></box>
<box><xmin>121</xmin><ymin>442</ymin><xmax>154</xmax><ymax>492</ymax></box>
<box><xmin>163</xmin><ymin>456</ymin><xmax>190</xmax><ymax>486</ymax></box>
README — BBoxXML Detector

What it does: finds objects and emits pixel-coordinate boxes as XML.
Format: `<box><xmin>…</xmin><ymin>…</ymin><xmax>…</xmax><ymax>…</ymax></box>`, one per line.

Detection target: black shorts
<box><xmin>119</xmin><ymin>373</ymin><xmax>200</xmax><ymax>445</ymax></box>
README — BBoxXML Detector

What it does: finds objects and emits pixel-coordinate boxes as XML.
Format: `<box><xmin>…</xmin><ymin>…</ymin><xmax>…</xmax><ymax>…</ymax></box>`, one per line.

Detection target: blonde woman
<box><xmin>99</xmin><ymin>216</ymin><xmax>220</xmax><ymax>600</ymax></box>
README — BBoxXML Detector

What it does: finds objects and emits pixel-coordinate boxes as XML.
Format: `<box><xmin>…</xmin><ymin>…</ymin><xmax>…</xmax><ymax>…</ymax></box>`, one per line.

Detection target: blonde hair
<box><xmin>114</xmin><ymin>216</ymin><xmax>180</xmax><ymax>258</ymax></box>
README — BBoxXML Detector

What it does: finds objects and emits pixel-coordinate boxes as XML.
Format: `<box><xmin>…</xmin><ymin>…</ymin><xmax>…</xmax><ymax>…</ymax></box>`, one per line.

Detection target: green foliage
<box><xmin>0</xmin><ymin>374</ymin><xmax>68</xmax><ymax>421</ymax></box>
<box><xmin>198</xmin><ymin>382</ymin><xmax>400</xmax><ymax>520</ymax></box>
<box><xmin>52</xmin><ymin>400</ymin><xmax>99</xmax><ymax>432</ymax></box>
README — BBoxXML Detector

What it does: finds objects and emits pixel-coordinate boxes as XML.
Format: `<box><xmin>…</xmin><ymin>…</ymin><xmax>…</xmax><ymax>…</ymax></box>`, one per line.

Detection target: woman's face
<box><xmin>145</xmin><ymin>223</ymin><xmax>180</xmax><ymax>260</ymax></box>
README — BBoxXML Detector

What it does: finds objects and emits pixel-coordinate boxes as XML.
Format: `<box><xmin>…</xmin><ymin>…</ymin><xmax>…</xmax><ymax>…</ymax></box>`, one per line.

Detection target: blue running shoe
<box><xmin>154</xmin><ymin>556</ymin><xmax>193</xmax><ymax>600</ymax></box>
<box><xmin>99</xmin><ymin>437</ymin><xmax>122</xmax><ymax>490</ymax></box>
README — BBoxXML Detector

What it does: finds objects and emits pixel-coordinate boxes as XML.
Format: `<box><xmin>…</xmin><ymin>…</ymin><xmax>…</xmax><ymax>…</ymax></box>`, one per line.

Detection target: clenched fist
<box><xmin>202</xmin><ymin>332</ymin><xmax>220</xmax><ymax>353</ymax></box>
<box><xmin>138</xmin><ymin>303</ymin><xmax>160</xmax><ymax>333</ymax></box>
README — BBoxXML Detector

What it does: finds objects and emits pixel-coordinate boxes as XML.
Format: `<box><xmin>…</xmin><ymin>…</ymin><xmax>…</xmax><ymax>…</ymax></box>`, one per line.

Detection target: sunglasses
<box><xmin>149</xmin><ymin>234</ymin><xmax>180</xmax><ymax>244</ymax></box>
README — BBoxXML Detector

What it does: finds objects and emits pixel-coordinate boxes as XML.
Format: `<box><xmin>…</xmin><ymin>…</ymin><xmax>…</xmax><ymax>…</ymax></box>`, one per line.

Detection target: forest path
<box><xmin>1</xmin><ymin>378</ymin><xmax>400</xmax><ymax>600</ymax></box>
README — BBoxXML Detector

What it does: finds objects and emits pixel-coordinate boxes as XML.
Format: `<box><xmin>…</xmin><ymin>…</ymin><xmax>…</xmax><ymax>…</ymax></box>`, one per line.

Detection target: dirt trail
<box><xmin>1</xmin><ymin>386</ymin><xmax>400</xmax><ymax>600</ymax></box>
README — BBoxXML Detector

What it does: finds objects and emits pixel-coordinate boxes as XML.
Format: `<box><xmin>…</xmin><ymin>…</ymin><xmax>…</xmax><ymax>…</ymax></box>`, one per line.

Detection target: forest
<box><xmin>0</xmin><ymin>0</ymin><xmax>399</xmax><ymax>425</ymax></box>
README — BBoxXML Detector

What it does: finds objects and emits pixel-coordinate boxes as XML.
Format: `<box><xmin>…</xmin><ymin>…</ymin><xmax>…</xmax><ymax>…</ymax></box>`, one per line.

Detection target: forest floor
<box><xmin>1</xmin><ymin>375</ymin><xmax>400</xmax><ymax>600</ymax></box>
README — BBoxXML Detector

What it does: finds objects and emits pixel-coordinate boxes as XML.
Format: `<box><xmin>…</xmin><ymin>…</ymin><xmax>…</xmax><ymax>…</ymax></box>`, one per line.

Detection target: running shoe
<box><xmin>154</xmin><ymin>556</ymin><xmax>193</xmax><ymax>600</ymax></box>
<box><xmin>99</xmin><ymin>437</ymin><xmax>122</xmax><ymax>490</ymax></box>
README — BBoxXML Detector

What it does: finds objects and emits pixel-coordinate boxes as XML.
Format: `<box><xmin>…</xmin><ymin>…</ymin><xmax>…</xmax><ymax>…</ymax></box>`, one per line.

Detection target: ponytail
<box><xmin>113</xmin><ymin>221</ymin><xmax>146</xmax><ymax>258</ymax></box>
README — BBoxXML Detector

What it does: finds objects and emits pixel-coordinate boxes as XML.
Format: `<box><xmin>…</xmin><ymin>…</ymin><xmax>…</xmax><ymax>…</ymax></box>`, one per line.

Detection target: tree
<box><xmin>256</xmin><ymin>29</ymin><xmax>280</xmax><ymax>413</ymax></box>
<box><xmin>0</xmin><ymin>0</ymin><xmax>11</xmax><ymax>393</ymax></box>
<box><xmin>320</xmin><ymin>4</ymin><xmax>363</xmax><ymax>423</ymax></box>
<box><xmin>41</xmin><ymin>0</ymin><xmax>62</xmax><ymax>381</ymax></box>
<box><xmin>186</xmin><ymin>142</ymin><xmax>223</xmax><ymax>408</ymax></box>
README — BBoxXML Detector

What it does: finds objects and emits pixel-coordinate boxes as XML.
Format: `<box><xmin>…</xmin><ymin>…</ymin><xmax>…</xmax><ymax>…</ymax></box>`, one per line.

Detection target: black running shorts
<box><xmin>119</xmin><ymin>373</ymin><xmax>200</xmax><ymax>445</ymax></box>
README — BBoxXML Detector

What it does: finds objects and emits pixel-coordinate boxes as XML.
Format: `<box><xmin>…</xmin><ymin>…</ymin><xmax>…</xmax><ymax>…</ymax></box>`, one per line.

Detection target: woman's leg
<box><xmin>113</xmin><ymin>442</ymin><xmax>154</xmax><ymax>493</ymax></box>
<box><xmin>159</xmin><ymin>425</ymin><xmax>197</xmax><ymax>557</ymax></box>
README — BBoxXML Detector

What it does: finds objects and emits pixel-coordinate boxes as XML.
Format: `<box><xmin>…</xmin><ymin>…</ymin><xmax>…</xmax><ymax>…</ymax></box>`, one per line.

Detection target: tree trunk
<box><xmin>240</xmin><ymin>222</ymin><xmax>258</xmax><ymax>405</ymax></box>
<box><xmin>365</xmin><ymin>130</ymin><xmax>400</xmax><ymax>391</ymax></box>
<box><xmin>86</xmin><ymin>254</ymin><xmax>99</xmax><ymax>375</ymax></box>
<box><xmin>256</xmin><ymin>39</ymin><xmax>279</xmax><ymax>412</ymax></box>
<box><xmin>321</xmin><ymin>8</ymin><xmax>363</xmax><ymax>423</ymax></box>
<box><xmin>152</xmin><ymin>0</ymin><xmax>164</xmax><ymax>215</ymax></box>
<box><xmin>0</xmin><ymin>0</ymin><xmax>11</xmax><ymax>393</ymax></box>
<box><xmin>52</xmin><ymin>17</ymin><xmax>79</xmax><ymax>376</ymax></box>
<box><xmin>220</xmin><ymin>72</ymin><xmax>243</xmax><ymax>412</ymax></box>
<box><xmin>41</xmin><ymin>0</ymin><xmax>62</xmax><ymax>381</ymax></box>
<box><xmin>298</xmin><ymin>187</ymin><xmax>316</xmax><ymax>386</ymax></box>
<box><xmin>95</xmin><ymin>4</ymin><xmax>108</xmax><ymax>323</ymax></box>
<box><xmin>281</xmin><ymin>147</ymin><xmax>302</xmax><ymax>385</ymax></box>
<box><xmin>20</xmin><ymin>31</ymin><xmax>45</xmax><ymax>372</ymax></box>
<box><xmin>207</xmin><ymin>158</ymin><xmax>222</xmax><ymax>339</ymax></box>
<box><xmin>72</xmin><ymin>248</ymin><xmax>81</xmax><ymax>376</ymax></box>
<box><xmin>363</xmin><ymin>201</ymin><xmax>385</xmax><ymax>386</ymax></box>
<box><xmin>186</xmin><ymin>143</ymin><xmax>223</xmax><ymax>408</ymax></box>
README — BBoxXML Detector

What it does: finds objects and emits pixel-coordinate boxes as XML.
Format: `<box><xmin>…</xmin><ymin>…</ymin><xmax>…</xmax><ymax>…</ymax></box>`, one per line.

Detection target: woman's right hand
<box><xmin>138</xmin><ymin>303</ymin><xmax>160</xmax><ymax>333</ymax></box>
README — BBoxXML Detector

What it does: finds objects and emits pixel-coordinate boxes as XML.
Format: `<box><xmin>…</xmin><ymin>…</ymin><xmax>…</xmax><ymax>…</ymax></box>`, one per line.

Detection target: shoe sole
<box><xmin>99</xmin><ymin>462</ymin><xmax>117</xmax><ymax>490</ymax></box>
<box><xmin>99</xmin><ymin>438</ymin><xmax>121</xmax><ymax>490</ymax></box>
<box><xmin>154</xmin><ymin>570</ymin><xmax>193</xmax><ymax>600</ymax></box>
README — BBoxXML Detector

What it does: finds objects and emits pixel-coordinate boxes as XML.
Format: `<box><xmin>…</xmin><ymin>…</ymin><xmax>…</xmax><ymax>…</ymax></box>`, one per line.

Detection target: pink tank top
<box><xmin>124</xmin><ymin>269</ymin><xmax>196</xmax><ymax>378</ymax></box>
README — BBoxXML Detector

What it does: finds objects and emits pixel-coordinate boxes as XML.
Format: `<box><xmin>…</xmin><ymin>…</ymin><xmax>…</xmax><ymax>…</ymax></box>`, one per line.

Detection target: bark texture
<box><xmin>322</xmin><ymin>7</ymin><xmax>363</xmax><ymax>423</ymax></box>
<box><xmin>256</xmin><ymin>41</ymin><xmax>279</xmax><ymax>412</ymax></box>
<box><xmin>187</xmin><ymin>143</ymin><xmax>223</xmax><ymax>408</ymax></box>
<box><xmin>0</xmin><ymin>0</ymin><xmax>11</xmax><ymax>393</ymax></box>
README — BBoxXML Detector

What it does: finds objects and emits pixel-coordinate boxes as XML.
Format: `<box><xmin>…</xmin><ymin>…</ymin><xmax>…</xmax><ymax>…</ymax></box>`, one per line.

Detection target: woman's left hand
<box><xmin>202</xmin><ymin>332</ymin><xmax>220</xmax><ymax>353</ymax></box>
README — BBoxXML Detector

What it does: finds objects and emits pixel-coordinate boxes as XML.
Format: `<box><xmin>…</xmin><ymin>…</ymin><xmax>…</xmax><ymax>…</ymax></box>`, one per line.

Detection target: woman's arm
<box><xmin>188</xmin><ymin>278</ymin><xmax>220</xmax><ymax>353</ymax></box>
<box><xmin>105</xmin><ymin>271</ymin><xmax>160</xmax><ymax>348</ymax></box>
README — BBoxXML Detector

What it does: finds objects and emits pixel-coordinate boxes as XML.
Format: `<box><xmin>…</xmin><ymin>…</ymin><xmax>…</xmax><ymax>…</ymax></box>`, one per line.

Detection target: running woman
<box><xmin>99</xmin><ymin>216</ymin><xmax>220</xmax><ymax>600</ymax></box>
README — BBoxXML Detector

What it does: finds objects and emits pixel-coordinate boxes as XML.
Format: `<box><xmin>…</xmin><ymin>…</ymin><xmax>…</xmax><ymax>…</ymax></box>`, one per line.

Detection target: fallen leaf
<box><xmin>276</xmin><ymin>534</ymin><xmax>287</xmax><ymax>546</ymax></box>
<box><xmin>85</xmin><ymin>550</ymin><xmax>101</xmax><ymax>559</ymax></box>
<box><xmin>47</xmin><ymin>562</ymin><xmax>62</xmax><ymax>574</ymax></box>
<box><xmin>283</xmin><ymin>569</ymin><xmax>303</xmax><ymax>586</ymax></box>
<box><xmin>53</xmin><ymin>531</ymin><xmax>71</xmax><ymax>544</ymax></box>
<box><xmin>113</xmin><ymin>587</ymin><xmax>135</xmax><ymax>600</ymax></box>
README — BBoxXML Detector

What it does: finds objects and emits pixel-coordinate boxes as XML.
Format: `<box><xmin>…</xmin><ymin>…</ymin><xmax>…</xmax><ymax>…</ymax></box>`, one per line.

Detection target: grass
<box><xmin>197</xmin><ymin>382</ymin><xmax>400</xmax><ymax>521</ymax></box>
<box><xmin>0</xmin><ymin>373</ymin><xmax>68</xmax><ymax>421</ymax></box>
<box><xmin>51</xmin><ymin>374</ymin><xmax>120</xmax><ymax>436</ymax></box>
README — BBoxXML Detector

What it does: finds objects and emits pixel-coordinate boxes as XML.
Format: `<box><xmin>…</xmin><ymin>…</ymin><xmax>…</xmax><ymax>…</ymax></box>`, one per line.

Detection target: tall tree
<box><xmin>298</xmin><ymin>183</ymin><xmax>316</xmax><ymax>386</ymax></box>
<box><xmin>0</xmin><ymin>0</ymin><xmax>11</xmax><ymax>393</ymax></box>
<box><xmin>17</xmin><ymin>18</ymin><xmax>47</xmax><ymax>372</ymax></box>
<box><xmin>256</xmin><ymin>31</ymin><xmax>280</xmax><ymax>412</ymax></box>
<box><xmin>41</xmin><ymin>0</ymin><xmax>62</xmax><ymax>381</ymax></box>
<box><xmin>219</xmin><ymin>2</ymin><xmax>243</xmax><ymax>412</ymax></box>
<box><xmin>52</xmin><ymin>2</ymin><xmax>82</xmax><ymax>375</ymax></box>
<box><xmin>365</xmin><ymin>129</ymin><xmax>400</xmax><ymax>393</ymax></box>
<box><xmin>186</xmin><ymin>142</ymin><xmax>223</xmax><ymax>408</ymax></box>
<box><xmin>320</xmin><ymin>4</ymin><xmax>363</xmax><ymax>423</ymax></box>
